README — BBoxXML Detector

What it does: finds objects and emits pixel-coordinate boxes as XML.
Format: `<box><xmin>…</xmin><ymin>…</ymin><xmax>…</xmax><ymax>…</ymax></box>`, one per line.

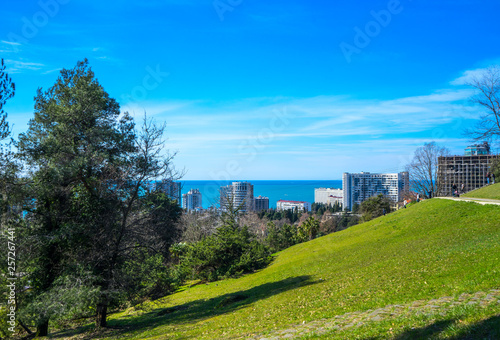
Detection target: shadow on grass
<box><xmin>48</xmin><ymin>275</ymin><xmax>318</xmax><ymax>339</ymax></box>
<box><xmin>380</xmin><ymin>314</ymin><xmax>500</xmax><ymax>340</ymax></box>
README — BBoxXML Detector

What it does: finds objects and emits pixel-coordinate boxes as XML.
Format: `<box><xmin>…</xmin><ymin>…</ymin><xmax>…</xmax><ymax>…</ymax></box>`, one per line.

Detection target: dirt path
<box><xmin>251</xmin><ymin>289</ymin><xmax>500</xmax><ymax>339</ymax></box>
<box><xmin>435</xmin><ymin>197</ymin><xmax>500</xmax><ymax>206</ymax></box>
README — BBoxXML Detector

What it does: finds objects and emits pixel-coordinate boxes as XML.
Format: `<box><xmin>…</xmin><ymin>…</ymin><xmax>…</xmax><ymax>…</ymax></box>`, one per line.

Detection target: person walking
<box><xmin>493</xmin><ymin>173</ymin><xmax>496</xmax><ymax>184</ymax></box>
<box><xmin>461</xmin><ymin>183</ymin><xmax>465</xmax><ymax>194</ymax></box>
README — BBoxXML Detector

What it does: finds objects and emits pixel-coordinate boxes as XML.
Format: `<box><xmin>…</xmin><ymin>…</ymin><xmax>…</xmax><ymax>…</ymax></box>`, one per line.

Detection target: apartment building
<box><xmin>254</xmin><ymin>195</ymin><xmax>270</xmax><ymax>212</ymax></box>
<box><xmin>220</xmin><ymin>181</ymin><xmax>254</xmax><ymax>213</ymax></box>
<box><xmin>342</xmin><ymin>172</ymin><xmax>409</xmax><ymax>211</ymax></box>
<box><xmin>182</xmin><ymin>189</ymin><xmax>202</xmax><ymax>211</ymax></box>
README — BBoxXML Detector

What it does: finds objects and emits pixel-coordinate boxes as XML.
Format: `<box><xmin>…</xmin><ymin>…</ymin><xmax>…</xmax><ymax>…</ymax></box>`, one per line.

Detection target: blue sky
<box><xmin>1</xmin><ymin>0</ymin><xmax>500</xmax><ymax>180</ymax></box>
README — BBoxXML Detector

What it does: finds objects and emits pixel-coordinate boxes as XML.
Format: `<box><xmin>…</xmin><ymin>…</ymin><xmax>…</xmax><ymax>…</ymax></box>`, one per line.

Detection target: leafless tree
<box><xmin>465</xmin><ymin>66</ymin><xmax>500</xmax><ymax>143</ymax></box>
<box><xmin>406</xmin><ymin>142</ymin><xmax>450</xmax><ymax>197</ymax></box>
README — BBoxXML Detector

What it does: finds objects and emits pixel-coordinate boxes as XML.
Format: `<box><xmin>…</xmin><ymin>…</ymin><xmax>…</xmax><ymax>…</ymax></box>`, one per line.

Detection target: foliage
<box><xmin>118</xmin><ymin>250</ymin><xmax>179</xmax><ymax>306</ymax></box>
<box><xmin>359</xmin><ymin>193</ymin><xmax>392</xmax><ymax>222</ymax></box>
<box><xmin>265</xmin><ymin>222</ymin><xmax>299</xmax><ymax>253</ymax></box>
<box><xmin>465</xmin><ymin>65</ymin><xmax>500</xmax><ymax>142</ymax></box>
<box><xmin>406</xmin><ymin>142</ymin><xmax>450</xmax><ymax>197</ymax></box>
<box><xmin>490</xmin><ymin>157</ymin><xmax>500</xmax><ymax>180</ymax></box>
<box><xmin>179</xmin><ymin>224</ymin><xmax>272</xmax><ymax>282</ymax></box>
<box><xmin>0</xmin><ymin>58</ymin><xmax>15</xmax><ymax>141</ymax></box>
<box><xmin>297</xmin><ymin>216</ymin><xmax>320</xmax><ymax>242</ymax></box>
<box><xmin>311</xmin><ymin>202</ymin><xmax>342</xmax><ymax>216</ymax></box>
<box><xmin>16</xmin><ymin>59</ymin><xmax>182</xmax><ymax>331</ymax></box>
<box><xmin>257</xmin><ymin>208</ymin><xmax>302</xmax><ymax>224</ymax></box>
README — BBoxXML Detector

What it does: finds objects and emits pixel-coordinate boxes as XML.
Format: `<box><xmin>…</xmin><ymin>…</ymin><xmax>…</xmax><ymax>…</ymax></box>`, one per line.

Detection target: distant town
<box><xmin>158</xmin><ymin>142</ymin><xmax>497</xmax><ymax>213</ymax></box>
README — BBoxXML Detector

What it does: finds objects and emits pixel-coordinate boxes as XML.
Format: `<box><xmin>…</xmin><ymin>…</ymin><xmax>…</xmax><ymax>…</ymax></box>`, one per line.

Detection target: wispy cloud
<box><xmin>5</xmin><ymin>59</ymin><xmax>45</xmax><ymax>73</ymax></box>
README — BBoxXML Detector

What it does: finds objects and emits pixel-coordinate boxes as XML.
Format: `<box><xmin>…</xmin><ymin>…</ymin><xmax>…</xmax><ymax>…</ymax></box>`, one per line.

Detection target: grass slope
<box><xmin>56</xmin><ymin>199</ymin><xmax>500</xmax><ymax>339</ymax></box>
<box><xmin>463</xmin><ymin>183</ymin><xmax>500</xmax><ymax>200</ymax></box>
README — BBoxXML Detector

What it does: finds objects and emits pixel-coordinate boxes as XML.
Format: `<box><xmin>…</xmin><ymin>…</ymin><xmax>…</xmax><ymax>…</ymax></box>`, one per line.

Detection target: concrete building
<box><xmin>149</xmin><ymin>179</ymin><xmax>182</xmax><ymax>206</ymax></box>
<box><xmin>437</xmin><ymin>145</ymin><xmax>497</xmax><ymax>195</ymax></box>
<box><xmin>220</xmin><ymin>181</ymin><xmax>254</xmax><ymax>213</ymax></box>
<box><xmin>276</xmin><ymin>200</ymin><xmax>311</xmax><ymax>212</ymax></box>
<box><xmin>464</xmin><ymin>142</ymin><xmax>490</xmax><ymax>156</ymax></box>
<box><xmin>182</xmin><ymin>189</ymin><xmax>202</xmax><ymax>211</ymax></box>
<box><xmin>342</xmin><ymin>172</ymin><xmax>409</xmax><ymax>211</ymax></box>
<box><xmin>314</xmin><ymin>188</ymin><xmax>343</xmax><ymax>207</ymax></box>
<box><xmin>254</xmin><ymin>195</ymin><xmax>269</xmax><ymax>212</ymax></box>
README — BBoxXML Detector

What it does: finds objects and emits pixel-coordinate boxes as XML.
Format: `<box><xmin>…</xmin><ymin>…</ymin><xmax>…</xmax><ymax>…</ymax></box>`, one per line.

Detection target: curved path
<box><xmin>435</xmin><ymin>196</ymin><xmax>500</xmax><ymax>206</ymax></box>
<box><xmin>251</xmin><ymin>289</ymin><xmax>500</xmax><ymax>339</ymax></box>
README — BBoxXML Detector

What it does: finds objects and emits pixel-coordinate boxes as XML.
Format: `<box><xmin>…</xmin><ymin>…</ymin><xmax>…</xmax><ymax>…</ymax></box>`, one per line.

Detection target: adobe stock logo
<box><xmin>213</xmin><ymin>0</ymin><xmax>243</xmax><ymax>21</ymax></box>
<box><xmin>5</xmin><ymin>0</ymin><xmax>70</xmax><ymax>51</ymax></box>
<box><xmin>339</xmin><ymin>0</ymin><xmax>406</xmax><ymax>63</ymax></box>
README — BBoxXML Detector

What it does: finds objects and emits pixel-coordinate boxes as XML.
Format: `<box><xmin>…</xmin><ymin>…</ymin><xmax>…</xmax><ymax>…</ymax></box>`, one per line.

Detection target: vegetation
<box><xmin>2</xmin><ymin>60</ymin><xmax>184</xmax><ymax>335</ymax></box>
<box><xmin>406</xmin><ymin>141</ymin><xmax>450</xmax><ymax>197</ymax></box>
<box><xmin>359</xmin><ymin>193</ymin><xmax>392</xmax><ymax>222</ymax></box>
<box><xmin>465</xmin><ymin>65</ymin><xmax>500</xmax><ymax>143</ymax></box>
<box><xmin>463</xmin><ymin>182</ymin><xmax>500</xmax><ymax>200</ymax></box>
<box><xmin>45</xmin><ymin>198</ymin><xmax>500</xmax><ymax>340</ymax></box>
<box><xmin>491</xmin><ymin>157</ymin><xmax>500</xmax><ymax>180</ymax></box>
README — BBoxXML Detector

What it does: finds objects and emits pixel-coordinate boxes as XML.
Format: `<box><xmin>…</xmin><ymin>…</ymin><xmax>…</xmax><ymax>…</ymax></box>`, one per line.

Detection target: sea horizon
<box><xmin>180</xmin><ymin>179</ymin><xmax>343</xmax><ymax>209</ymax></box>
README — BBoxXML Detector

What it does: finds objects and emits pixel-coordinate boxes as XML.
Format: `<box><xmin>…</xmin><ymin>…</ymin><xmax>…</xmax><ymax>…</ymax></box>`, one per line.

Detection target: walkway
<box><xmin>251</xmin><ymin>289</ymin><xmax>500</xmax><ymax>339</ymax></box>
<box><xmin>435</xmin><ymin>196</ymin><xmax>500</xmax><ymax>206</ymax></box>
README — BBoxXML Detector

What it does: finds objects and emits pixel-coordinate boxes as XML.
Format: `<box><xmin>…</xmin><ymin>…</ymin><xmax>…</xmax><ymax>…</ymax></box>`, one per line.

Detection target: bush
<box><xmin>265</xmin><ymin>222</ymin><xmax>298</xmax><ymax>253</ymax></box>
<box><xmin>360</xmin><ymin>194</ymin><xmax>392</xmax><ymax>222</ymax></box>
<box><xmin>179</xmin><ymin>224</ymin><xmax>272</xmax><ymax>282</ymax></box>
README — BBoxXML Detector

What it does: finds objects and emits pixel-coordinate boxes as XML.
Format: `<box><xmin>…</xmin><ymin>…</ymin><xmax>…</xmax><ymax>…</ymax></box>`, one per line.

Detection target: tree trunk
<box><xmin>36</xmin><ymin>320</ymin><xmax>49</xmax><ymax>337</ymax></box>
<box><xmin>96</xmin><ymin>303</ymin><xmax>108</xmax><ymax>328</ymax></box>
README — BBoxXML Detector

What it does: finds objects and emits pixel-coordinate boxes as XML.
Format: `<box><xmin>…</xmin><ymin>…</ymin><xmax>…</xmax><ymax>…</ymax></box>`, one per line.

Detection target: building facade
<box><xmin>314</xmin><ymin>188</ymin><xmax>343</xmax><ymax>207</ymax></box>
<box><xmin>254</xmin><ymin>195</ymin><xmax>269</xmax><ymax>212</ymax></box>
<box><xmin>276</xmin><ymin>200</ymin><xmax>311</xmax><ymax>212</ymax></box>
<box><xmin>342</xmin><ymin>172</ymin><xmax>409</xmax><ymax>211</ymax></box>
<box><xmin>437</xmin><ymin>153</ymin><xmax>497</xmax><ymax>196</ymax></box>
<box><xmin>149</xmin><ymin>180</ymin><xmax>182</xmax><ymax>206</ymax></box>
<box><xmin>182</xmin><ymin>189</ymin><xmax>202</xmax><ymax>211</ymax></box>
<box><xmin>464</xmin><ymin>142</ymin><xmax>490</xmax><ymax>156</ymax></box>
<box><xmin>220</xmin><ymin>181</ymin><xmax>254</xmax><ymax>213</ymax></box>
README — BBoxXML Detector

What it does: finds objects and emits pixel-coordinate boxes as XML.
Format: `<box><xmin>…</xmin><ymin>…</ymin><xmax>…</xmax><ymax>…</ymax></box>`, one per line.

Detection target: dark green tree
<box><xmin>0</xmin><ymin>58</ymin><xmax>15</xmax><ymax>141</ymax></box>
<box><xmin>490</xmin><ymin>158</ymin><xmax>500</xmax><ymax>180</ymax></box>
<box><xmin>17</xmin><ymin>59</ymin><xmax>181</xmax><ymax>332</ymax></box>
<box><xmin>359</xmin><ymin>194</ymin><xmax>392</xmax><ymax>222</ymax></box>
<box><xmin>297</xmin><ymin>216</ymin><xmax>320</xmax><ymax>242</ymax></box>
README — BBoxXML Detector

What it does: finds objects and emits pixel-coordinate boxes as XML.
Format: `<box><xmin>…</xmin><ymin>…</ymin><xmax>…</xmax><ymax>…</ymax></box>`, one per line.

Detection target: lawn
<box><xmin>51</xmin><ymin>199</ymin><xmax>500</xmax><ymax>339</ymax></box>
<box><xmin>463</xmin><ymin>183</ymin><xmax>500</xmax><ymax>200</ymax></box>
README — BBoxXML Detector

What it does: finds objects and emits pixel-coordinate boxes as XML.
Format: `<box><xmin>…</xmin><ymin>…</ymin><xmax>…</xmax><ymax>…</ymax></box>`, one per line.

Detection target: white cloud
<box><xmin>5</xmin><ymin>59</ymin><xmax>45</xmax><ymax>73</ymax></box>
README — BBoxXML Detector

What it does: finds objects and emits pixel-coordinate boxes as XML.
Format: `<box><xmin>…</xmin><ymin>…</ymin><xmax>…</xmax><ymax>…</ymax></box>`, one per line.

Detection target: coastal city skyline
<box><xmin>3</xmin><ymin>1</ymin><xmax>500</xmax><ymax>180</ymax></box>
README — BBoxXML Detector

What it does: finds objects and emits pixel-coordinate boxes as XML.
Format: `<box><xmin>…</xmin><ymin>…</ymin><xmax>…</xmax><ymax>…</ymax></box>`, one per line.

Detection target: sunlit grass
<box><xmin>463</xmin><ymin>183</ymin><xmax>500</xmax><ymax>200</ymax></box>
<box><xmin>53</xmin><ymin>199</ymin><xmax>500</xmax><ymax>339</ymax></box>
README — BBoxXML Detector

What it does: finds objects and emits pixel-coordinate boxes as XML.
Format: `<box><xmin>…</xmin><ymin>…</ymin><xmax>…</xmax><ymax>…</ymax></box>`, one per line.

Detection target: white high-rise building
<box><xmin>182</xmin><ymin>189</ymin><xmax>202</xmax><ymax>211</ymax></box>
<box><xmin>342</xmin><ymin>172</ymin><xmax>409</xmax><ymax>211</ymax></box>
<box><xmin>220</xmin><ymin>181</ymin><xmax>254</xmax><ymax>213</ymax></box>
<box><xmin>314</xmin><ymin>188</ymin><xmax>343</xmax><ymax>207</ymax></box>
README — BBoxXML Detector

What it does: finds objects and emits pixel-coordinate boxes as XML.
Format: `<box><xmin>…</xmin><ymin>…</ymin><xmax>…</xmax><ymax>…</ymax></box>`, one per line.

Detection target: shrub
<box><xmin>180</xmin><ymin>225</ymin><xmax>272</xmax><ymax>282</ymax></box>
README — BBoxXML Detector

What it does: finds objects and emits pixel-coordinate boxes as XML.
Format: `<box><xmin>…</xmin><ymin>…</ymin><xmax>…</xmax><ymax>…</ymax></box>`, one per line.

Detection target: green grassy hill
<box><xmin>463</xmin><ymin>183</ymin><xmax>500</xmax><ymax>200</ymax></box>
<box><xmin>57</xmin><ymin>199</ymin><xmax>500</xmax><ymax>339</ymax></box>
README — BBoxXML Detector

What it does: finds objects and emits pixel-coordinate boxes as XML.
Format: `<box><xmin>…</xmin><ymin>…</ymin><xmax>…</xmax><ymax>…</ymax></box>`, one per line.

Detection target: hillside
<box><xmin>463</xmin><ymin>183</ymin><xmax>500</xmax><ymax>200</ymax></box>
<box><xmin>57</xmin><ymin>199</ymin><xmax>500</xmax><ymax>339</ymax></box>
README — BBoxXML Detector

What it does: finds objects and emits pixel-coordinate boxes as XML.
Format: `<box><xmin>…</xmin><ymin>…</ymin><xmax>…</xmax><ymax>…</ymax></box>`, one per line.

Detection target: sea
<box><xmin>180</xmin><ymin>180</ymin><xmax>343</xmax><ymax>209</ymax></box>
